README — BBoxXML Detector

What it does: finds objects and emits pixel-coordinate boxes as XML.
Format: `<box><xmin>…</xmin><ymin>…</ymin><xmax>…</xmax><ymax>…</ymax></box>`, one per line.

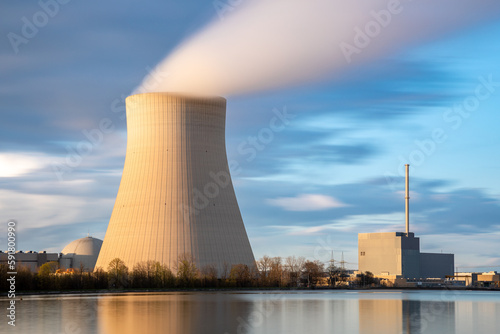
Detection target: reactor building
<box><xmin>358</xmin><ymin>164</ymin><xmax>454</xmax><ymax>279</ymax></box>
<box><xmin>59</xmin><ymin>236</ymin><xmax>103</xmax><ymax>272</ymax></box>
<box><xmin>95</xmin><ymin>93</ymin><xmax>255</xmax><ymax>274</ymax></box>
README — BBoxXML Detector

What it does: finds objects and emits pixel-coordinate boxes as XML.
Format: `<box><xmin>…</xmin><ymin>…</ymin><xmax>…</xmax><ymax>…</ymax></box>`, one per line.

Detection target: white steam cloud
<box><xmin>137</xmin><ymin>0</ymin><xmax>500</xmax><ymax>96</ymax></box>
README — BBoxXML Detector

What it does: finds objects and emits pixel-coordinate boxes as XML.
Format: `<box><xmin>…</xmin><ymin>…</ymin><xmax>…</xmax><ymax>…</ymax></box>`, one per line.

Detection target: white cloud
<box><xmin>0</xmin><ymin>189</ymin><xmax>113</xmax><ymax>231</ymax></box>
<box><xmin>267</xmin><ymin>193</ymin><xmax>347</xmax><ymax>211</ymax></box>
<box><xmin>0</xmin><ymin>152</ymin><xmax>52</xmax><ymax>177</ymax></box>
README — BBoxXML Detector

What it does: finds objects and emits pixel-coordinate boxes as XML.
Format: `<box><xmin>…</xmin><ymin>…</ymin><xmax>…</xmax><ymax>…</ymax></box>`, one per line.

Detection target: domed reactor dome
<box><xmin>60</xmin><ymin>236</ymin><xmax>103</xmax><ymax>271</ymax></box>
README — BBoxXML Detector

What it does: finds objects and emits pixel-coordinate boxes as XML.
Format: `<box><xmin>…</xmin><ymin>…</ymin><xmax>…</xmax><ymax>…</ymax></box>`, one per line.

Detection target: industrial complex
<box><xmin>1</xmin><ymin>99</ymin><xmax>496</xmax><ymax>287</ymax></box>
<box><xmin>358</xmin><ymin>164</ymin><xmax>455</xmax><ymax>283</ymax></box>
<box><xmin>0</xmin><ymin>236</ymin><xmax>102</xmax><ymax>272</ymax></box>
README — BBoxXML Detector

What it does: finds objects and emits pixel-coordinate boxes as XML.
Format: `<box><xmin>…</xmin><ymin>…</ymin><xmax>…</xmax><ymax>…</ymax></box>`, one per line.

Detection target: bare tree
<box><xmin>107</xmin><ymin>258</ymin><xmax>129</xmax><ymax>288</ymax></box>
<box><xmin>229</xmin><ymin>264</ymin><xmax>252</xmax><ymax>287</ymax></box>
<box><xmin>285</xmin><ymin>256</ymin><xmax>305</xmax><ymax>287</ymax></box>
<box><xmin>355</xmin><ymin>271</ymin><xmax>377</xmax><ymax>287</ymax></box>
<box><xmin>326</xmin><ymin>260</ymin><xmax>341</xmax><ymax>287</ymax></box>
<box><xmin>176</xmin><ymin>253</ymin><xmax>198</xmax><ymax>287</ymax></box>
<box><xmin>268</xmin><ymin>257</ymin><xmax>284</xmax><ymax>287</ymax></box>
<box><xmin>257</xmin><ymin>255</ymin><xmax>272</xmax><ymax>286</ymax></box>
<box><xmin>200</xmin><ymin>264</ymin><xmax>218</xmax><ymax>287</ymax></box>
<box><xmin>93</xmin><ymin>267</ymin><xmax>109</xmax><ymax>289</ymax></box>
<box><xmin>303</xmin><ymin>260</ymin><xmax>325</xmax><ymax>287</ymax></box>
<box><xmin>220</xmin><ymin>262</ymin><xmax>230</xmax><ymax>282</ymax></box>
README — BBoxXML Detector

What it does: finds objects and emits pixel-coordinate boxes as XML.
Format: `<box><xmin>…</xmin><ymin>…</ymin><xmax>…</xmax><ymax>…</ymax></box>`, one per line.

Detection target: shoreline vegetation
<box><xmin>2</xmin><ymin>255</ymin><xmax>499</xmax><ymax>297</ymax></box>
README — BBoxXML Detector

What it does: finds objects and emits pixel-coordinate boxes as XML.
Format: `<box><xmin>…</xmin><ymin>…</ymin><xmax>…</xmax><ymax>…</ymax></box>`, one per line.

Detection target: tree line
<box><xmin>0</xmin><ymin>254</ymin><xmax>376</xmax><ymax>292</ymax></box>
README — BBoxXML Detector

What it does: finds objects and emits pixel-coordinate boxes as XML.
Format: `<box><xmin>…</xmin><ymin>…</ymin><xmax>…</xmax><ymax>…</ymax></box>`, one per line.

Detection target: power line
<box><xmin>457</xmin><ymin>265</ymin><xmax>500</xmax><ymax>269</ymax></box>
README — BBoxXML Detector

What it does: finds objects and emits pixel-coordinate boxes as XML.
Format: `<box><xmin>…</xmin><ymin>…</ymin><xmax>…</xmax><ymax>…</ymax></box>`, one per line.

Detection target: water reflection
<box><xmin>359</xmin><ymin>299</ymin><xmax>403</xmax><ymax>334</ymax></box>
<box><xmin>97</xmin><ymin>293</ymin><xmax>251</xmax><ymax>334</ymax></box>
<box><xmin>4</xmin><ymin>290</ymin><xmax>500</xmax><ymax>334</ymax></box>
<box><xmin>358</xmin><ymin>298</ymin><xmax>455</xmax><ymax>334</ymax></box>
<box><xmin>9</xmin><ymin>295</ymin><xmax>100</xmax><ymax>333</ymax></box>
<box><xmin>97</xmin><ymin>293</ymin><xmax>360</xmax><ymax>333</ymax></box>
<box><xmin>455</xmin><ymin>299</ymin><xmax>500</xmax><ymax>332</ymax></box>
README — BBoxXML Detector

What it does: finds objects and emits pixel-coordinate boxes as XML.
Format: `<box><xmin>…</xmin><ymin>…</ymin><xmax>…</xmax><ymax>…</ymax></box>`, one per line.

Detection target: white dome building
<box><xmin>60</xmin><ymin>236</ymin><xmax>103</xmax><ymax>272</ymax></box>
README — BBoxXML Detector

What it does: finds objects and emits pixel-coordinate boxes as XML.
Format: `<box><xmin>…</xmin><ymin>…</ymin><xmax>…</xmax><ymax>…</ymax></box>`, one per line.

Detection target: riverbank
<box><xmin>2</xmin><ymin>285</ymin><xmax>499</xmax><ymax>297</ymax></box>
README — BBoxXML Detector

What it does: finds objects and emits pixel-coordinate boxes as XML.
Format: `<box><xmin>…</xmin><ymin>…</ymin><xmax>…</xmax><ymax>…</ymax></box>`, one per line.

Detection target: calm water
<box><xmin>2</xmin><ymin>290</ymin><xmax>500</xmax><ymax>334</ymax></box>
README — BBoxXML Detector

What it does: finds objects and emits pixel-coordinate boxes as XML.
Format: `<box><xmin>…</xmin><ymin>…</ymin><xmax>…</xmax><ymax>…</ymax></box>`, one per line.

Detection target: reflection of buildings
<box><xmin>358</xmin><ymin>165</ymin><xmax>454</xmax><ymax>282</ymax></box>
<box><xmin>14</xmin><ymin>292</ymin><xmax>497</xmax><ymax>333</ymax></box>
<box><xmin>97</xmin><ymin>293</ymin><xmax>252</xmax><ymax>334</ymax></box>
<box><xmin>359</xmin><ymin>299</ymin><xmax>402</xmax><ymax>334</ymax></box>
<box><xmin>455</xmin><ymin>299</ymin><xmax>500</xmax><ymax>332</ymax></box>
<box><xmin>359</xmin><ymin>298</ymin><xmax>456</xmax><ymax>334</ymax></box>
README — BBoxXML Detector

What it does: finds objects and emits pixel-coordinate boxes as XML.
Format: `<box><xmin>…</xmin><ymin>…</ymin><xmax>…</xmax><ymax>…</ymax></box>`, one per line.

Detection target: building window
<box><xmin>360</xmin><ymin>252</ymin><xmax>365</xmax><ymax>256</ymax></box>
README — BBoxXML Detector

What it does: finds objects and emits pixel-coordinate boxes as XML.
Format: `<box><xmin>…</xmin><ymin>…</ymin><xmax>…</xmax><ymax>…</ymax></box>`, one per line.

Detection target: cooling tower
<box><xmin>95</xmin><ymin>93</ymin><xmax>255</xmax><ymax>274</ymax></box>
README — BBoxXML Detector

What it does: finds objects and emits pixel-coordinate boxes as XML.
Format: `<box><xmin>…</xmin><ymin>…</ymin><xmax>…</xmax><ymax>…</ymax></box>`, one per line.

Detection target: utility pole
<box><xmin>340</xmin><ymin>252</ymin><xmax>346</xmax><ymax>282</ymax></box>
<box><xmin>329</xmin><ymin>251</ymin><xmax>335</xmax><ymax>287</ymax></box>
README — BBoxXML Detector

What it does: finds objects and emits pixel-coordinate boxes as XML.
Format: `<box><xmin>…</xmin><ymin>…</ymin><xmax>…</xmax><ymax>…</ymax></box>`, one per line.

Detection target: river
<box><xmin>2</xmin><ymin>290</ymin><xmax>500</xmax><ymax>333</ymax></box>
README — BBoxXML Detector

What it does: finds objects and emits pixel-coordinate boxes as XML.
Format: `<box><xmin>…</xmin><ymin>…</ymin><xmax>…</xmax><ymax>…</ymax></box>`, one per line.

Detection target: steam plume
<box><xmin>137</xmin><ymin>0</ymin><xmax>500</xmax><ymax>96</ymax></box>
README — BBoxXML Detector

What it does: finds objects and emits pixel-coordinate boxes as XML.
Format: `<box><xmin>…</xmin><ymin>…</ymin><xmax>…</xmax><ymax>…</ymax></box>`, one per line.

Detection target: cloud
<box><xmin>0</xmin><ymin>188</ymin><xmax>113</xmax><ymax>231</ymax></box>
<box><xmin>266</xmin><ymin>212</ymin><xmax>415</xmax><ymax>236</ymax></box>
<box><xmin>0</xmin><ymin>152</ymin><xmax>55</xmax><ymax>177</ymax></box>
<box><xmin>139</xmin><ymin>0</ymin><xmax>500</xmax><ymax>96</ymax></box>
<box><xmin>420</xmin><ymin>230</ymin><xmax>500</xmax><ymax>269</ymax></box>
<box><xmin>267</xmin><ymin>194</ymin><xmax>347</xmax><ymax>211</ymax></box>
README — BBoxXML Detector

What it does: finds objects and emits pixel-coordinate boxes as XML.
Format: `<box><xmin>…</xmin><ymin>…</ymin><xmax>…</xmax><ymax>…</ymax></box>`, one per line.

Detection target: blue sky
<box><xmin>1</xmin><ymin>1</ymin><xmax>499</xmax><ymax>271</ymax></box>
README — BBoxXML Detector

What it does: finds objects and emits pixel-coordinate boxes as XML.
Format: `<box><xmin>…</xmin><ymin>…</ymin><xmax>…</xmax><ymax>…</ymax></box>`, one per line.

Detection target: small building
<box><xmin>477</xmin><ymin>271</ymin><xmax>500</xmax><ymax>287</ymax></box>
<box><xmin>451</xmin><ymin>271</ymin><xmax>499</xmax><ymax>287</ymax></box>
<box><xmin>451</xmin><ymin>272</ymin><xmax>478</xmax><ymax>286</ymax></box>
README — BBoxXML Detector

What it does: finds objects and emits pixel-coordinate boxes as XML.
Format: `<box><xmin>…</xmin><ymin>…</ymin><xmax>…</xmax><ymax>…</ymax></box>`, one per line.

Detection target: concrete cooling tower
<box><xmin>95</xmin><ymin>93</ymin><xmax>255</xmax><ymax>274</ymax></box>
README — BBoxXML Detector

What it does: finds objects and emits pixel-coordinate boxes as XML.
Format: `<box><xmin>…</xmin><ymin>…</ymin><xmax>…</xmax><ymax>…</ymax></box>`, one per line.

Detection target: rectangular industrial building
<box><xmin>420</xmin><ymin>253</ymin><xmax>454</xmax><ymax>279</ymax></box>
<box><xmin>0</xmin><ymin>251</ymin><xmax>59</xmax><ymax>272</ymax></box>
<box><xmin>358</xmin><ymin>232</ymin><xmax>454</xmax><ymax>279</ymax></box>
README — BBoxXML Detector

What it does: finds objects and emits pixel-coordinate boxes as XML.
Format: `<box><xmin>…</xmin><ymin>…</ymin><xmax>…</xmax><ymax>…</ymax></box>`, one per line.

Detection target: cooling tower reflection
<box><xmin>97</xmin><ymin>293</ymin><xmax>252</xmax><ymax>334</ymax></box>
